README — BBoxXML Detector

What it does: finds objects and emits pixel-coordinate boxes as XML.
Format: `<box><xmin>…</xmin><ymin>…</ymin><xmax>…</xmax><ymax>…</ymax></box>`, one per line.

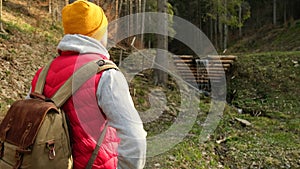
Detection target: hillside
<box><xmin>223</xmin><ymin>51</ymin><xmax>300</xmax><ymax>168</ymax></box>
<box><xmin>228</xmin><ymin>22</ymin><xmax>300</xmax><ymax>53</ymax></box>
<box><xmin>0</xmin><ymin>1</ymin><xmax>300</xmax><ymax>169</ymax></box>
<box><xmin>0</xmin><ymin>0</ymin><xmax>63</xmax><ymax>114</ymax></box>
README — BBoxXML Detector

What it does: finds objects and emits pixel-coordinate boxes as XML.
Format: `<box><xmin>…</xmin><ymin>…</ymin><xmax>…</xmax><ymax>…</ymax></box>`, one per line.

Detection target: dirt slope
<box><xmin>0</xmin><ymin>0</ymin><xmax>62</xmax><ymax>115</ymax></box>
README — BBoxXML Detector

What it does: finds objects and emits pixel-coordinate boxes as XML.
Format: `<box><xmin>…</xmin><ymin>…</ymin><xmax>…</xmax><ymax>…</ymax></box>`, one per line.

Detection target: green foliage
<box><xmin>144</xmin><ymin>102</ymin><xmax>224</xmax><ymax>169</ymax></box>
<box><xmin>228</xmin><ymin>52</ymin><xmax>300</xmax><ymax>114</ymax></box>
<box><xmin>207</xmin><ymin>0</ymin><xmax>250</xmax><ymax>28</ymax></box>
<box><xmin>0</xmin><ymin>98</ymin><xmax>15</xmax><ymax>118</ymax></box>
<box><xmin>229</xmin><ymin>25</ymin><xmax>300</xmax><ymax>52</ymax></box>
<box><xmin>144</xmin><ymin>0</ymin><xmax>176</xmax><ymax>45</ymax></box>
<box><xmin>5</xmin><ymin>21</ymin><xmax>35</xmax><ymax>33</ymax></box>
<box><xmin>214</xmin><ymin>110</ymin><xmax>300</xmax><ymax>168</ymax></box>
<box><xmin>0</xmin><ymin>32</ymin><xmax>10</xmax><ymax>40</ymax></box>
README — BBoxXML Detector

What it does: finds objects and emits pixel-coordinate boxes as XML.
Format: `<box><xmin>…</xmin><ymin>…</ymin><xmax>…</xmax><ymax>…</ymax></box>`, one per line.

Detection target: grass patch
<box><xmin>5</xmin><ymin>20</ymin><xmax>35</xmax><ymax>33</ymax></box>
<box><xmin>0</xmin><ymin>32</ymin><xmax>10</xmax><ymax>40</ymax></box>
<box><xmin>143</xmin><ymin>50</ymin><xmax>300</xmax><ymax>168</ymax></box>
<box><xmin>0</xmin><ymin>98</ymin><xmax>15</xmax><ymax>118</ymax></box>
<box><xmin>228</xmin><ymin>51</ymin><xmax>300</xmax><ymax>115</ymax></box>
<box><xmin>212</xmin><ymin>106</ymin><xmax>300</xmax><ymax>168</ymax></box>
<box><xmin>229</xmin><ymin>24</ymin><xmax>300</xmax><ymax>52</ymax></box>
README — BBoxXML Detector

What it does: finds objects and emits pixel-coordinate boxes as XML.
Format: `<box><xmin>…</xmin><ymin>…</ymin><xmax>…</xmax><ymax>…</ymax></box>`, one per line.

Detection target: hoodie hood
<box><xmin>57</xmin><ymin>34</ymin><xmax>110</xmax><ymax>59</ymax></box>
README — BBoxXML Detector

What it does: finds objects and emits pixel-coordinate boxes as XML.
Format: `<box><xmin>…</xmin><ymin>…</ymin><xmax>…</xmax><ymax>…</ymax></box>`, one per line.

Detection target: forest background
<box><xmin>0</xmin><ymin>0</ymin><xmax>300</xmax><ymax>168</ymax></box>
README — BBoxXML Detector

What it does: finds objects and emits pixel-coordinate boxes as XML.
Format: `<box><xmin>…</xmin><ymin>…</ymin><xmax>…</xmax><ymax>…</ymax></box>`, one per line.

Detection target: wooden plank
<box><xmin>205</xmin><ymin>74</ymin><xmax>226</xmax><ymax>77</ymax></box>
<box><xmin>173</xmin><ymin>60</ymin><xmax>194</xmax><ymax>63</ymax></box>
<box><xmin>208</xmin><ymin>60</ymin><xmax>234</xmax><ymax>64</ymax></box>
<box><xmin>175</xmin><ymin>62</ymin><xmax>231</xmax><ymax>69</ymax></box>
<box><xmin>176</xmin><ymin>67</ymin><xmax>228</xmax><ymax>71</ymax></box>
<box><xmin>201</xmin><ymin>71</ymin><xmax>226</xmax><ymax>74</ymax></box>
<box><xmin>197</xmin><ymin>59</ymin><xmax>234</xmax><ymax>64</ymax></box>
<box><xmin>175</xmin><ymin>55</ymin><xmax>237</xmax><ymax>61</ymax></box>
<box><xmin>185</xmin><ymin>79</ymin><xmax>222</xmax><ymax>83</ymax></box>
<box><xmin>183</xmin><ymin>76</ymin><xmax>223</xmax><ymax>80</ymax></box>
<box><xmin>207</xmin><ymin>63</ymin><xmax>231</xmax><ymax>67</ymax></box>
<box><xmin>179</xmin><ymin>72</ymin><xmax>225</xmax><ymax>77</ymax></box>
<box><xmin>173</xmin><ymin>55</ymin><xmax>194</xmax><ymax>59</ymax></box>
<box><xmin>172</xmin><ymin>54</ymin><xmax>237</xmax><ymax>87</ymax></box>
<box><xmin>206</xmin><ymin>55</ymin><xmax>237</xmax><ymax>60</ymax></box>
<box><xmin>175</xmin><ymin>63</ymin><xmax>230</xmax><ymax>68</ymax></box>
<box><xmin>175</xmin><ymin>61</ymin><xmax>233</xmax><ymax>65</ymax></box>
<box><xmin>175</xmin><ymin>63</ymin><xmax>196</xmax><ymax>66</ymax></box>
<box><xmin>188</xmin><ymin>79</ymin><xmax>210</xmax><ymax>83</ymax></box>
<box><xmin>173</xmin><ymin>58</ymin><xmax>193</xmax><ymax>61</ymax></box>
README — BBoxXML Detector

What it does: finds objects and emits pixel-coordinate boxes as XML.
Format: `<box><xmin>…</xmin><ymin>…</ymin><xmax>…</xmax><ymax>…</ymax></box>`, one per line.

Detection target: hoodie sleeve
<box><xmin>96</xmin><ymin>69</ymin><xmax>147</xmax><ymax>169</ymax></box>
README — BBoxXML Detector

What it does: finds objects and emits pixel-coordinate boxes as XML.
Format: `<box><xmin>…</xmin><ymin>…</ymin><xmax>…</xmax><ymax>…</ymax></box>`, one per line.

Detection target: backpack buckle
<box><xmin>96</xmin><ymin>60</ymin><xmax>106</xmax><ymax>66</ymax></box>
<box><xmin>46</xmin><ymin>140</ymin><xmax>56</xmax><ymax>160</ymax></box>
<box><xmin>45</xmin><ymin>98</ymin><xmax>54</xmax><ymax>103</ymax></box>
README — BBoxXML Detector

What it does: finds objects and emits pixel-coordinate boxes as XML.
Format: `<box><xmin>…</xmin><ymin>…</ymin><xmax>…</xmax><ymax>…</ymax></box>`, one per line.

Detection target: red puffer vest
<box><xmin>31</xmin><ymin>51</ymin><xmax>120</xmax><ymax>169</ymax></box>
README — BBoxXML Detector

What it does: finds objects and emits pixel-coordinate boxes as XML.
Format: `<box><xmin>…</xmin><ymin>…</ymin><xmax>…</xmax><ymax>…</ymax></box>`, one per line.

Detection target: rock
<box><xmin>154</xmin><ymin>163</ymin><xmax>161</xmax><ymax>168</ymax></box>
<box><xmin>235</xmin><ymin>117</ymin><xmax>252</xmax><ymax>126</ymax></box>
<box><xmin>169</xmin><ymin>155</ymin><xmax>176</xmax><ymax>161</ymax></box>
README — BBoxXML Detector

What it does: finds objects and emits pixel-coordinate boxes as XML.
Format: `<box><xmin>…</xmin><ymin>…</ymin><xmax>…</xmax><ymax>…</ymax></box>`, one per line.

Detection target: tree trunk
<box><xmin>138</xmin><ymin>0</ymin><xmax>142</xmax><ymax>13</ymax></box>
<box><xmin>49</xmin><ymin>0</ymin><xmax>52</xmax><ymax>14</ymax></box>
<box><xmin>214</xmin><ymin>19</ymin><xmax>218</xmax><ymax>49</ymax></box>
<box><xmin>114</xmin><ymin>0</ymin><xmax>119</xmax><ymax>39</ymax></box>
<box><xmin>135</xmin><ymin>0</ymin><xmax>139</xmax><ymax>42</ymax></box>
<box><xmin>0</xmin><ymin>0</ymin><xmax>5</xmax><ymax>33</ymax></box>
<box><xmin>216</xmin><ymin>0</ymin><xmax>222</xmax><ymax>51</ymax></box>
<box><xmin>154</xmin><ymin>0</ymin><xmax>168</xmax><ymax>85</ymax></box>
<box><xmin>273</xmin><ymin>0</ymin><xmax>277</xmax><ymax>25</ymax></box>
<box><xmin>238</xmin><ymin>3</ymin><xmax>242</xmax><ymax>37</ymax></box>
<box><xmin>27</xmin><ymin>0</ymin><xmax>31</xmax><ymax>11</ymax></box>
<box><xmin>129</xmin><ymin>0</ymin><xmax>133</xmax><ymax>18</ymax></box>
<box><xmin>288</xmin><ymin>0</ymin><xmax>295</xmax><ymax>24</ymax></box>
<box><xmin>283</xmin><ymin>0</ymin><xmax>287</xmax><ymax>25</ymax></box>
<box><xmin>124</xmin><ymin>0</ymin><xmax>130</xmax><ymax>43</ymax></box>
<box><xmin>59</xmin><ymin>0</ymin><xmax>63</xmax><ymax>21</ymax></box>
<box><xmin>140</xmin><ymin>0</ymin><xmax>146</xmax><ymax>45</ymax></box>
<box><xmin>223</xmin><ymin>0</ymin><xmax>227</xmax><ymax>50</ymax></box>
<box><xmin>209</xmin><ymin>16</ymin><xmax>213</xmax><ymax>41</ymax></box>
<box><xmin>224</xmin><ymin>24</ymin><xmax>228</xmax><ymax>51</ymax></box>
<box><xmin>115</xmin><ymin>0</ymin><xmax>119</xmax><ymax>19</ymax></box>
<box><xmin>129</xmin><ymin>0</ymin><xmax>133</xmax><ymax>34</ymax></box>
<box><xmin>118</xmin><ymin>0</ymin><xmax>123</xmax><ymax>16</ymax></box>
<box><xmin>197</xmin><ymin>0</ymin><xmax>202</xmax><ymax>29</ymax></box>
<box><xmin>218</xmin><ymin>16</ymin><xmax>223</xmax><ymax>51</ymax></box>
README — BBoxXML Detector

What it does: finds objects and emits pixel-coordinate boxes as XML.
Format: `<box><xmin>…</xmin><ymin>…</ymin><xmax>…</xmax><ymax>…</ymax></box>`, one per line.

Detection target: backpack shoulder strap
<box><xmin>34</xmin><ymin>60</ymin><xmax>54</xmax><ymax>94</ymax></box>
<box><xmin>51</xmin><ymin>59</ymin><xmax>119</xmax><ymax>108</ymax></box>
<box><xmin>85</xmin><ymin>122</ymin><xmax>108</xmax><ymax>169</ymax></box>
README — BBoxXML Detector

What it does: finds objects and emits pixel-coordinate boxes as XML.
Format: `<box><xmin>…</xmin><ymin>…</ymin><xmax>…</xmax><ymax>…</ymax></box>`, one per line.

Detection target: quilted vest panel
<box><xmin>31</xmin><ymin>52</ymin><xmax>120</xmax><ymax>169</ymax></box>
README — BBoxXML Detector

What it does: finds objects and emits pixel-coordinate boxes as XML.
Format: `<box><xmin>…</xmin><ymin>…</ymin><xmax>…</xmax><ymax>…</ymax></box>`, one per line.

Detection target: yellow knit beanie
<box><xmin>62</xmin><ymin>0</ymin><xmax>108</xmax><ymax>41</ymax></box>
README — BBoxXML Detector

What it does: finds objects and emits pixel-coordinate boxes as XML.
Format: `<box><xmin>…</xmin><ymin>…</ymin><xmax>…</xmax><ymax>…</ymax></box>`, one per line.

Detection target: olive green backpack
<box><xmin>0</xmin><ymin>59</ymin><xmax>118</xmax><ymax>169</ymax></box>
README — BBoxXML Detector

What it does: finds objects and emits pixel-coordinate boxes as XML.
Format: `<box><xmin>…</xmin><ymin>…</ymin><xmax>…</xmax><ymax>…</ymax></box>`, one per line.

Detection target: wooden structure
<box><xmin>173</xmin><ymin>55</ymin><xmax>237</xmax><ymax>91</ymax></box>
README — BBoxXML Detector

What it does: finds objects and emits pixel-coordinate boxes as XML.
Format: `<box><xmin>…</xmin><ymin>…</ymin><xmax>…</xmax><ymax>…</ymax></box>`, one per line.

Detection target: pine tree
<box><xmin>154</xmin><ymin>0</ymin><xmax>168</xmax><ymax>85</ymax></box>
